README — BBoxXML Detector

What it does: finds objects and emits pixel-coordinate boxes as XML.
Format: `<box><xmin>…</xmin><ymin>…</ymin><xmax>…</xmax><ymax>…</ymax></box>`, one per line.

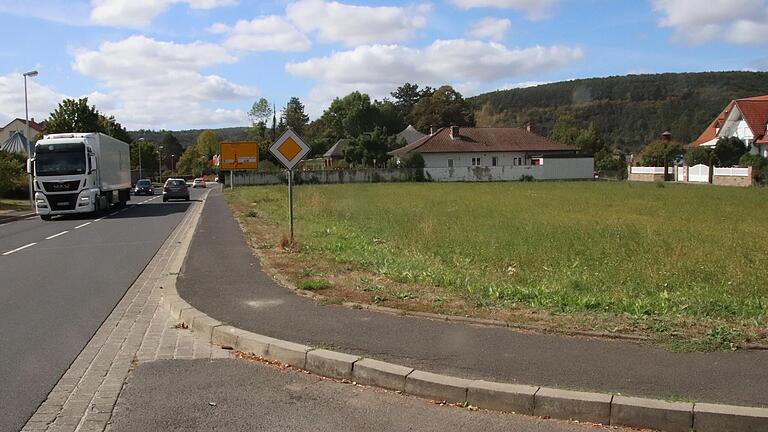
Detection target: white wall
<box><xmin>423</xmin><ymin>153</ymin><xmax>594</xmax><ymax>181</ymax></box>
<box><xmin>422</xmin><ymin>152</ymin><xmax>529</xmax><ymax>169</ymax></box>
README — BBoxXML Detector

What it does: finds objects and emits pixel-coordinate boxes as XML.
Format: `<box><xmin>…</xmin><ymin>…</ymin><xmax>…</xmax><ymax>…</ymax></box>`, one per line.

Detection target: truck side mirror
<box><xmin>88</xmin><ymin>155</ymin><xmax>96</xmax><ymax>174</ymax></box>
<box><xmin>26</xmin><ymin>158</ymin><xmax>34</xmax><ymax>175</ymax></box>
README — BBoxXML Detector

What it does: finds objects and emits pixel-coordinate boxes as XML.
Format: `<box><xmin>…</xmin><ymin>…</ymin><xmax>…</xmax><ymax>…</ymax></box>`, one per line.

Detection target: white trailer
<box><xmin>30</xmin><ymin>133</ymin><xmax>132</xmax><ymax>220</ymax></box>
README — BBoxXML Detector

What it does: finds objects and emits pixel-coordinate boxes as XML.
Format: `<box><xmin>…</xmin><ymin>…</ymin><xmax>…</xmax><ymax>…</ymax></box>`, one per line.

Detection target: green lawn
<box><xmin>0</xmin><ymin>198</ymin><xmax>29</xmax><ymax>212</ymax></box>
<box><xmin>231</xmin><ymin>182</ymin><xmax>768</xmax><ymax>347</ymax></box>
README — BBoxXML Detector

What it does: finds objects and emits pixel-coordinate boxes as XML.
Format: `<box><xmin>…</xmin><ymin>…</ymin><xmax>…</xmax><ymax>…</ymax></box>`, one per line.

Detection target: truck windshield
<box><xmin>35</xmin><ymin>143</ymin><xmax>86</xmax><ymax>176</ymax></box>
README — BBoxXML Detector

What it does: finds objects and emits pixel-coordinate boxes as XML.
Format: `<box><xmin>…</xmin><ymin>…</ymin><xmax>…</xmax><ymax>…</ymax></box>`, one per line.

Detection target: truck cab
<box><xmin>30</xmin><ymin>133</ymin><xmax>131</xmax><ymax>220</ymax></box>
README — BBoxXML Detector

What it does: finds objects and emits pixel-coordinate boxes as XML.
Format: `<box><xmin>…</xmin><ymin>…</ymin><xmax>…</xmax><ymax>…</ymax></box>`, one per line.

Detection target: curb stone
<box><xmin>534</xmin><ymin>387</ymin><xmax>612</xmax><ymax>424</ymax></box>
<box><xmin>163</xmin><ymin>191</ymin><xmax>768</xmax><ymax>432</ymax></box>
<box><xmin>611</xmin><ymin>396</ymin><xmax>693</xmax><ymax>432</ymax></box>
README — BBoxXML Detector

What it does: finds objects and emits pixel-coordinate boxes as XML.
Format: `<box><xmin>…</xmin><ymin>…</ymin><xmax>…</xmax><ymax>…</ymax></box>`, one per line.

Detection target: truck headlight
<box><xmin>79</xmin><ymin>196</ymin><xmax>91</xmax><ymax>202</ymax></box>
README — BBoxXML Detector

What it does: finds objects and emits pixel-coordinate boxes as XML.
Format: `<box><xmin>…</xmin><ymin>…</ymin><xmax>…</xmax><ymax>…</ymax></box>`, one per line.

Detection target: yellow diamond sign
<box><xmin>270</xmin><ymin>128</ymin><xmax>310</xmax><ymax>170</ymax></box>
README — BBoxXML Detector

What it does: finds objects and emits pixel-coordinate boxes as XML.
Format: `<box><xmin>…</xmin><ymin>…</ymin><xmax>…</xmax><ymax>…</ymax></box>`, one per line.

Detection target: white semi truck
<box><xmin>29</xmin><ymin>133</ymin><xmax>132</xmax><ymax>220</ymax></box>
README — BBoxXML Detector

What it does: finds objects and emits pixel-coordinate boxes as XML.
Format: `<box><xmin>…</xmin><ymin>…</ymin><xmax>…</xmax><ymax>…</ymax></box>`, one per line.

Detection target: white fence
<box><xmin>630</xmin><ymin>167</ymin><xmax>665</xmax><ymax>175</ymax></box>
<box><xmin>713</xmin><ymin>167</ymin><xmax>750</xmax><ymax>177</ymax></box>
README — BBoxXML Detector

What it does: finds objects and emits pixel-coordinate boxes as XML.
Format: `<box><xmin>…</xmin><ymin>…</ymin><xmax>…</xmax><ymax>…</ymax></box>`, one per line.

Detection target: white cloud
<box><xmin>449</xmin><ymin>0</ymin><xmax>558</xmax><ymax>20</ymax></box>
<box><xmin>286</xmin><ymin>39</ymin><xmax>582</xmax><ymax>115</ymax></box>
<box><xmin>209</xmin><ymin>15</ymin><xmax>311</xmax><ymax>52</ymax></box>
<box><xmin>652</xmin><ymin>0</ymin><xmax>768</xmax><ymax>45</ymax></box>
<box><xmin>90</xmin><ymin>0</ymin><xmax>237</xmax><ymax>27</ymax></box>
<box><xmin>72</xmin><ymin>36</ymin><xmax>256</xmax><ymax>129</ymax></box>
<box><xmin>468</xmin><ymin>17</ymin><xmax>511</xmax><ymax>41</ymax></box>
<box><xmin>286</xmin><ymin>0</ymin><xmax>427</xmax><ymax>46</ymax></box>
<box><xmin>0</xmin><ymin>73</ymin><xmax>67</xmax><ymax>127</ymax></box>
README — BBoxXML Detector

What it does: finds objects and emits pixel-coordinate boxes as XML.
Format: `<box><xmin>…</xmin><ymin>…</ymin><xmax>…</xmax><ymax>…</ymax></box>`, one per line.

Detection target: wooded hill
<box><xmin>469</xmin><ymin>71</ymin><xmax>768</xmax><ymax>152</ymax></box>
<box><xmin>128</xmin><ymin>127</ymin><xmax>249</xmax><ymax>149</ymax></box>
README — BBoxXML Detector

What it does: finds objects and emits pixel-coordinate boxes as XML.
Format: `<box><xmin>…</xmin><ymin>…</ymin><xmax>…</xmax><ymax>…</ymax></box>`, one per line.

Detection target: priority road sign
<box><xmin>269</xmin><ymin>128</ymin><xmax>310</xmax><ymax>170</ymax></box>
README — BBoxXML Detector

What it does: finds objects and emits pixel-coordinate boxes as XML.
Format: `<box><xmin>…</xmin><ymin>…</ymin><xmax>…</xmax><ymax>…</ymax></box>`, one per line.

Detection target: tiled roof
<box><xmin>396</xmin><ymin>125</ymin><xmax>426</xmax><ymax>145</ymax></box>
<box><xmin>389</xmin><ymin>127</ymin><xmax>576</xmax><ymax>156</ymax></box>
<box><xmin>689</xmin><ymin>95</ymin><xmax>768</xmax><ymax>147</ymax></box>
<box><xmin>323</xmin><ymin>139</ymin><xmax>351</xmax><ymax>158</ymax></box>
<box><xmin>2</xmin><ymin>118</ymin><xmax>43</xmax><ymax>132</ymax></box>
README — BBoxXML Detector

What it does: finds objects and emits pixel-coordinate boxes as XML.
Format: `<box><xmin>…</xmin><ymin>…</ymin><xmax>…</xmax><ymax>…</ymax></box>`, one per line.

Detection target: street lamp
<box><xmin>136</xmin><ymin>137</ymin><xmax>145</xmax><ymax>180</ymax></box>
<box><xmin>158</xmin><ymin>145</ymin><xmax>163</xmax><ymax>183</ymax></box>
<box><xmin>171</xmin><ymin>154</ymin><xmax>175</xmax><ymax>174</ymax></box>
<box><xmin>23</xmin><ymin>70</ymin><xmax>38</xmax><ymax>210</ymax></box>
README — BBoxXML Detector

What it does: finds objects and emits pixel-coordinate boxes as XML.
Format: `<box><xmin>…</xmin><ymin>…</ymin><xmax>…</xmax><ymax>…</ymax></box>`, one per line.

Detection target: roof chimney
<box><xmin>430</xmin><ymin>126</ymin><xmax>434</xmax><ymax>135</ymax></box>
<box><xmin>661</xmin><ymin>131</ymin><xmax>672</xmax><ymax>142</ymax></box>
<box><xmin>450</xmin><ymin>126</ymin><xmax>460</xmax><ymax>140</ymax></box>
<box><xmin>524</xmin><ymin>122</ymin><xmax>533</xmax><ymax>133</ymax></box>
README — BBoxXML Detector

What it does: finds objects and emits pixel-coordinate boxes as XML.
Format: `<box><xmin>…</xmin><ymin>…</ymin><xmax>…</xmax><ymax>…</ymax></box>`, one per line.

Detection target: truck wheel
<box><xmin>40</xmin><ymin>215</ymin><xmax>52</xmax><ymax>221</ymax></box>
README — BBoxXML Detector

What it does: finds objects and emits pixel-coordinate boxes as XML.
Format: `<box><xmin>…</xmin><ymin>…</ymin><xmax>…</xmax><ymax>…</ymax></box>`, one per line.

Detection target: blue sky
<box><xmin>1</xmin><ymin>0</ymin><xmax>766</xmax><ymax>130</ymax></box>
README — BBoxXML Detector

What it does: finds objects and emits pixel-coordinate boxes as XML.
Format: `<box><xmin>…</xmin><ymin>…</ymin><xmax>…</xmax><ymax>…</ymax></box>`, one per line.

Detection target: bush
<box><xmin>739</xmin><ymin>153</ymin><xmax>768</xmax><ymax>184</ymax></box>
<box><xmin>0</xmin><ymin>150</ymin><xmax>27</xmax><ymax>198</ymax></box>
<box><xmin>685</xmin><ymin>147</ymin><xmax>714</xmax><ymax>166</ymax></box>
<box><xmin>519</xmin><ymin>174</ymin><xmax>534</xmax><ymax>182</ymax></box>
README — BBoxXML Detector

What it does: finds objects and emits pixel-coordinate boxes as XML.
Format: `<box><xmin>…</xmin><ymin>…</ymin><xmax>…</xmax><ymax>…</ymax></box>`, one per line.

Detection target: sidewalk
<box><xmin>178</xmin><ymin>190</ymin><xmax>768</xmax><ymax>408</ymax></box>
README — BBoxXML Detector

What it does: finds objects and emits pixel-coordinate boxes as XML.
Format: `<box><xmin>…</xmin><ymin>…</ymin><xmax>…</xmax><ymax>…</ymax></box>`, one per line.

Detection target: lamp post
<box><xmin>158</xmin><ymin>145</ymin><xmax>163</xmax><ymax>183</ymax></box>
<box><xmin>171</xmin><ymin>154</ymin><xmax>175</xmax><ymax>174</ymax></box>
<box><xmin>136</xmin><ymin>137</ymin><xmax>145</xmax><ymax>180</ymax></box>
<box><xmin>23</xmin><ymin>70</ymin><xmax>38</xmax><ymax>211</ymax></box>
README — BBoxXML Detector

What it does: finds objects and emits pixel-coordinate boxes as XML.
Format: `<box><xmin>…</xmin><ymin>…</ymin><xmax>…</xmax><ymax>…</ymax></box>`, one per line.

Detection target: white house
<box><xmin>689</xmin><ymin>95</ymin><xmax>768</xmax><ymax>157</ymax></box>
<box><xmin>389</xmin><ymin>126</ymin><xmax>594</xmax><ymax>181</ymax></box>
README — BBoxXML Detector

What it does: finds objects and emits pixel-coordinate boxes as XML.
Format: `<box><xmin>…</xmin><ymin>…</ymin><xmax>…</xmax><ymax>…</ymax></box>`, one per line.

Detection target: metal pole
<box><xmin>24</xmin><ymin>75</ymin><xmax>34</xmax><ymax>211</ymax></box>
<box><xmin>288</xmin><ymin>169</ymin><xmax>294</xmax><ymax>244</ymax></box>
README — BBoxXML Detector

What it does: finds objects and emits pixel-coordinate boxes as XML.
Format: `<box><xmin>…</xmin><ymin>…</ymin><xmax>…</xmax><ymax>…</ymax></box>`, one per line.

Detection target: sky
<box><xmin>0</xmin><ymin>0</ymin><xmax>767</xmax><ymax>131</ymax></box>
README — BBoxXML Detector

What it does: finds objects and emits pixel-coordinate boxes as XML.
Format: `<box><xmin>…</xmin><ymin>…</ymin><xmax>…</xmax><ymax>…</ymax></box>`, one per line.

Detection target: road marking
<box><xmin>45</xmin><ymin>231</ymin><xmax>69</xmax><ymax>240</ymax></box>
<box><xmin>94</xmin><ymin>217</ymin><xmax>105</xmax><ymax>222</ymax></box>
<box><xmin>26</xmin><ymin>216</ymin><xmax>38</xmax><ymax>220</ymax></box>
<box><xmin>74</xmin><ymin>222</ymin><xmax>91</xmax><ymax>229</ymax></box>
<box><xmin>109</xmin><ymin>211</ymin><xmax>119</xmax><ymax>216</ymax></box>
<box><xmin>2</xmin><ymin>242</ymin><xmax>37</xmax><ymax>256</ymax></box>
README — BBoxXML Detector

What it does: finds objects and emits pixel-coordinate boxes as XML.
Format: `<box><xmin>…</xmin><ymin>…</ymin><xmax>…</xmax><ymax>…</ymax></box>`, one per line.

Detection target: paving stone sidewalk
<box><xmin>21</xmin><ymin>195</ymin><xmax>230</xmax><ymax>432</ymax></box>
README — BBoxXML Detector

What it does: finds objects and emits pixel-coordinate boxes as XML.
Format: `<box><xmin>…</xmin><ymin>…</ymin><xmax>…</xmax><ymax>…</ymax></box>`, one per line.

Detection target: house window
<box><xmin>491</xmin><ymin>156</ymin><xmax>498</xmax><ymax>167</ymax></box>
<box><xmin>447</xmin><ymin>159</ymin><xmax>454</xmax><ymax>168</ymax></box>
<box><xmin>471</xmin><ymin>157</ymin><xmax>481</xmax><ymax>167</ymax></box>
<box><xmin>517</xmin><ymin>157</ymin><xmax>523</xmax><ymax>166</ymax></box>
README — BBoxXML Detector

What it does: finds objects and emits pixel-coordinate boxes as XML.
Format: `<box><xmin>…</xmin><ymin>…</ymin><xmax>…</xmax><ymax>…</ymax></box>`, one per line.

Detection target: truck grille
<box><xmin>43</xmin><ymin>180</ymin><xmax>81</xmax><ymax>192</ymax></box>
<box><xmin>46</xmin><ymin>193</ymin><xmax>78</xmax><ymax>210</ymax></box>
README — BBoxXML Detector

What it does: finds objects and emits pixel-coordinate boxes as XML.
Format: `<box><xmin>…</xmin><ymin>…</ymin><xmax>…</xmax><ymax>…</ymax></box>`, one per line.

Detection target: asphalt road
<box><xmin>179</xmin><ymin>190</ymin><xmax>768</xmax><ymax>408</ymax></box>
<box><xmin>0</xmin><ymin>186</ymin><xmax>208</xmax><ymax>432</ymax></box>
<box><xmin>110</xmin><ymin>358</ymin><xmax>629</xmax><ymax>432</ymax></box>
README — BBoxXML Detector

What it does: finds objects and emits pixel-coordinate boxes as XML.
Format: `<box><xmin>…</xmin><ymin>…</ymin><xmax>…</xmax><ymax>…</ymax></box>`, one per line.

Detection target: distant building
<box><xmin>689</xmin><ymin>95</ymin><xmax>768</xmax><ymax>158</ymax></box>
<box><xmin>396</xmin><ymin>125</ymin><xmax>426</xmax><ymax>145</ymax></box>
<box><xmin>389</xmin><ymin>126</ymin><xmax>594</xmax><ymax>181</ymax></box>
<box><xmin>322</xmin><ymin>138</ymin><xmax>351</xmax><ymax>168</ymax></box>
<box><xmin>0</xmin><ymin>118</ymin><xmax>43</xmax><ymax>144</ymax></box>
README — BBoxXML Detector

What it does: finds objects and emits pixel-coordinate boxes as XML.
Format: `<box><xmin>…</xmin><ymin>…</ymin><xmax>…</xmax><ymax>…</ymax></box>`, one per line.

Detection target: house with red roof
<box><xmin>689</xmin><ymin>95</ymin><xmax>768</xmax><ymax>158</ymax></box>
<box><xmin>0</xmin><ymin>118</ymin><xmax>44</xmax><ymax>144</ymax></box>
<box><xmin>389</xmin><ymin>126</ymin><xmax>594</xmax><ymax>181</ymax></box>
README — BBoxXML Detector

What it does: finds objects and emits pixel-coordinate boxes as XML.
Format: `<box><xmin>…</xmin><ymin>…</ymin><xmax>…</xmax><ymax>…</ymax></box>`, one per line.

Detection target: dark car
<box><xmin>162</xmin><ymin>178</ymin><xmax>190</xmax><ymax>202</ymax></box>
<box><xmin>134</xmin><ymin>179</ymin><xmax>154</xmax><ymax>195</ymax></box>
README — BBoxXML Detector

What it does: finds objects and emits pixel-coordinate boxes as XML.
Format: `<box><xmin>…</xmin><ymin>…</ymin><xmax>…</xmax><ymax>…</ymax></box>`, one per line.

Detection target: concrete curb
<box><xmin>162</xmin><ymin>190</ymin><xmax>768</xmax><ymax>432</ymax></box>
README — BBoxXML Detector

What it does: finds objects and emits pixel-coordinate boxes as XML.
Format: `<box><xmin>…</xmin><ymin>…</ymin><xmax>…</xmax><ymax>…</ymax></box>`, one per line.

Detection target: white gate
<box><xmin>676</xmin><ymin>167</ymin><xmax>685</xmax><ymax>182</ymax></box>
<box><xmin>689</xmin><ymin>164</ymin><xmax>710</xmax><ymax>183</ymax></box>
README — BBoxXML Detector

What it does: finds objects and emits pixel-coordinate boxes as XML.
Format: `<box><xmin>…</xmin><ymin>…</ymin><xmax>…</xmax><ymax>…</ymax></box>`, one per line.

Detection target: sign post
<box><xmin>269</xmin><ymin>128</ymin><xmax>310</xmax><ymax>244</ymax></box>
<box><xmin>220</xmin><ymin>141</ymin><xmax>259</xmax><ymax>191</ymax></box>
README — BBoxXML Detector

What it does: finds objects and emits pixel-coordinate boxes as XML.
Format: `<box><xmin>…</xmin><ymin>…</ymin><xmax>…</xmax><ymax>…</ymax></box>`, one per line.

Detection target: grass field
<box><xmin>228</xmin><ymin>181</ymin><xmax>768</xmax><ymax>350</ymax></box>
<box><xmin>0</xmin><ymin>198</ymin><xmax>29</xmax><ymax>212</ymax></box>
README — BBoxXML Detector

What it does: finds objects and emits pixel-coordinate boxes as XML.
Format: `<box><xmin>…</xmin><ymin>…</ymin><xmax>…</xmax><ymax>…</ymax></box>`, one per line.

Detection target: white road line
<box><xmin>74</xmin><ymin>222</ymin><xmax>91</xmax><ymax>229</ymax></box>
<box><xmin>26</xmin><ymin>216</ymin><xmax>38</xmax><ymax>220</ymax></box>
<box><xmin>2</xmin><ymin>242</ymin><xmax>37</xmax><ymax>256</ymax></box>
<box><xmin>45</xmin><ymin>231</ymin><xmax>69</xmax><ymax>240</ymax></box>
<box><xmin>94</xmin><ymin>217</ymin><xmax>105</xmax><ymax>222</ymax></box>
